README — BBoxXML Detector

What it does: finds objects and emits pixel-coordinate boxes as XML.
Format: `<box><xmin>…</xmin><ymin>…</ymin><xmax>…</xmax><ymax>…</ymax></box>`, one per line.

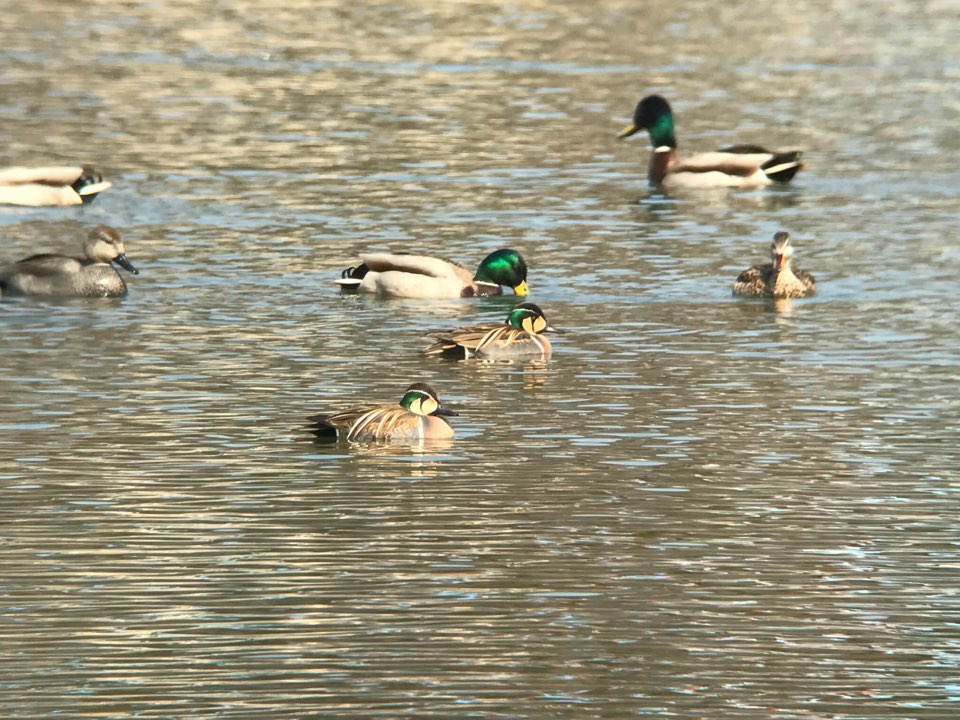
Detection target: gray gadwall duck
<box><xmin>618</xmin><ymin>95</ymin><xmax>804</xmax><ymax>190</ymax></box>
<box><xmin>0</xmin><ymin>166</ymin><xmax>112</xmax><ymax>206</ymax></box>
<box><xmin>733</xmin><ymin>231</ymin><xmax>816</xmax><ymax>299</ymax></box>
<box><xmin>0</xmin><ymin>225</ymin><xmax>139</xmax><ymax>298</ymax></box>
<box><xmin>424</xmin><ymin>302</ymin><xmax>562</xmax><ymax>359</ymax></box>
<box><xmin>336</xmin><ymin>248</ymin><xmax>528</xmax><ymax>299</ymax></box>
<box><xmin>307</xmin><ymin>383</ymin><xmax>458</xmax><ymax>442</ymax></box>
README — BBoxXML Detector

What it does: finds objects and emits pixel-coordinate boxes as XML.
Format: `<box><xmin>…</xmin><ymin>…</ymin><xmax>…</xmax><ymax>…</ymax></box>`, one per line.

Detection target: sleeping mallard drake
<box><xmin>733</xmin><ymin>231</ymin><xmax>815</xmax><ymax>299</ymax></box>
<box><xmin>618</xmin><ymin>95</ymin><xmax>804</xmax><ymax>190</ymax></box>
<box><xmin>0</xmin><ymin>166</ymin><xmax>112</xmax><ymax>206</ymax></box>
<box><xmin>306</xmin><ymin>383</ymin><xmax>458</xmax><ymax>442</ymax></box>
<box><xmin>336</xmin><ymin>248</ymin><xmax>528</xmax><ymax>299</ymax></box>
<box><xmin>0</xmin><ymin>225</ymin><xmax>139</xmax><ymax>298</ymax></box>
<box><xmin>423</xmin><ymin>302</ymin><xmax>562</xmax><ymax>359</ymax></box>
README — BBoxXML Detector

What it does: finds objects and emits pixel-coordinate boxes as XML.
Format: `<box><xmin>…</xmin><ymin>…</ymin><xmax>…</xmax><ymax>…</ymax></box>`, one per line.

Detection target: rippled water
<box><xmin>2</xmin><ymin>0</ymin><xmax>959</xmax><ymax>717</ymax></box>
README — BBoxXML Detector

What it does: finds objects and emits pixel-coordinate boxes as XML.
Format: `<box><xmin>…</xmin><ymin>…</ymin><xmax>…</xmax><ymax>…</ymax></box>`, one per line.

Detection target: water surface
<box><xmin>2</xmin><ymin>1</ymin><xmax>959</xmax><ymax>717</ymax></box>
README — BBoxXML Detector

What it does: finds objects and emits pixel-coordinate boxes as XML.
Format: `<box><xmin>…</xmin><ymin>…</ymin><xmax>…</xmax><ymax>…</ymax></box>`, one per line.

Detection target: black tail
<box><xmin>72</xmin><ymin>167</ymin><xmax>107</xmax><ymax>205</ymax></box>
<box><xmin>341</xmin><ymin>263</ymin><xmax>369</xmax><ymax>280</ymax></box>
<box><xmin>305</xmin><ymin>415</ymin><xmax>338</xmax><ymax>440</ymax></box>
<box><xmin>760</xmin><ymin>151</ymin><xmax>804</xmax><ymax>183</ymax></box>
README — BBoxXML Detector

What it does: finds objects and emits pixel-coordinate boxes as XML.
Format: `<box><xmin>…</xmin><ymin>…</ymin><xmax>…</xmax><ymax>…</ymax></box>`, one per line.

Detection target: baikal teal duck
<box><xmin>306</xmin><ymin>383</ymin><xmax>458</xmax><ymax>442</ymax></box>
<box><xmin>618</xmin><ymin>95</ymin><xmax>804</xmax><ymax>190</ymax></box>
<box><xmin>423</xmin><ymin>302</ymin><xmax>562</xmax><ymax>359</ymax></box>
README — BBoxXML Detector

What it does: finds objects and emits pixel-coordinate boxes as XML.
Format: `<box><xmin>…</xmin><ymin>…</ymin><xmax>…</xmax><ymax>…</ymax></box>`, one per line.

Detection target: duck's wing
<box><xmin>674</xmin><ymin>151</ymin><xmax>772</xmax><ymax>178</ymax></box>
<box><xmin>794</xmin><ymin>269</ymin><xmax>816</xmax><ymax>294</ymax></box>
<box><xmin>426</xmin><ymin>324</ymin><xmax>548</xmax><ymax>357</ymax></box>
<box><xmin>359</xmin><ymin>253</ymin><xmax>461</xmax><ymax>280</ymax></box>
<box><xmin>0</xmin><ymin>166</ymin><xmax>83</xmax><ymax>186</ymax></box>
<box><xmin>307</xmin><ymin>405</ymin><xmax>418</xmax><ymax>441</ymax></box>
<box><xmin>732</xmin><ymin>265</ymin><xmax>767</xmax><ymax>296</ymax></box>
<box><xmin>672</xmin><ymin>148</ymin><xmax>803</xmax><ymax>184</ymax></box>
<box><xmin>719</xmin><ymin>146</ymin><xmax>804</xmax><ymax>183</ymax></box>
<box><xmin>3</xmin><ymin>254</ymin><xmax>81</xmax><ymax>278</ymax></box>
<box><xmin>423</xmin><ymin>322</ymin><xmax>504</xmax><ymax>356</ymax></box>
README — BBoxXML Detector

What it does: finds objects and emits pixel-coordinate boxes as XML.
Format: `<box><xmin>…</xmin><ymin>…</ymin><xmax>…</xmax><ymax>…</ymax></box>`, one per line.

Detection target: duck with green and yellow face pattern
<box><xmin>0</xmin><ymin>166</ymin><xmax>112</xmax><ymax>206</ymax></box>
<box><xmin>423</xmin><ymin>302</ymin><xmax>562</xmax><ymax>359</ymax></box>
<box><xmin>336</xmin><ymin>248</ymin><xmax>528</xmax><ymax>299</ymax></box>
<box><xmin>618</xmin><ymin>95</ymin><xmax>804</xmax><ymax>190</ymax></box>
<box><xmin>306</xmin><ymin>383</ymin><xmax>458</xmax><ymax>442</ymax></box>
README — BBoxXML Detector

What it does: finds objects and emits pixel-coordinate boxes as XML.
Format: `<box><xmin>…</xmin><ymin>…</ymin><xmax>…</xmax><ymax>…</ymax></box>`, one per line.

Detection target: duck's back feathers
<box><xmin>359</xmin><ymin>253</ymin><xmax>468</xmax><ymax>279</ymax></box>
<box><xmin>336</xmin><ymin>253</ymin><xmax>474</xmax><ymax>298</ymax></box>
<box><xmin>793</xmin><ymin>269</ymin><xmax>816</xmax><ymax>294</ymax></box>
<box><xmin>0</xmin><ymin>166</ymin><xmax>112</xmax><ymax>206</ymax></box>
<box><xmin>307</xmin><ymin>405</ymin><xmax>410</xmax><ymax>441</ymax></box>
<box><xmin>732</xmin><ymin>263</ymin><xmax>816</xmax><ymax>298</ymax></box>
<box><xmin>664</xmin><ymin>148</ymin><xmax>803</xmax><ymax>189</ymax></box>
<box><xmin>732</xmin><ymin>265</ymin><xmax>769</xmax><ymax>296</ymax></box>
<box><xmin>307</xmin><ymin>405</ymin><xmax>453</xmax><ymax>442</ymax></box>
<box><xmin>424</xmin><ymin>323</ymin><xmax>550</xmax><ymax>359</ymax></box>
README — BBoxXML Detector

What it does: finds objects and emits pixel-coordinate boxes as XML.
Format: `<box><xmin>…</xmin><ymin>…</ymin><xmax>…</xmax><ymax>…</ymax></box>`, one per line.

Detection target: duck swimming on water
<box><xmin>423</xmin><ymin>302</ymin><xmax>562</xmax><ymax>359</ymax></box>
<box><xmin>306</xmin><ymin>383</ymin><xmax>458</xmax><ymax>442</ymax></box>
<box><xmin>0</xmin><ymin>166</ymin><xmax>112</xmax><ymax>206</ymax></box>
<box><xmin>336</xmin><ymin>248</ymin><xmax>528</xmax><ymax>299</ymax></box>
<box><xmin>0</xmin><ymin>225</ymin><xmax>139</xmax><ymax>298</ymax></box>
<box><xmin>733</xmin><ymin>231</ymin><xmax>816</xmax><ymax>299</ymax></box>
<box><xmin>618</xmin><ymin>95</ymin><xmax>804</xmax><ymax>190</ymax></box>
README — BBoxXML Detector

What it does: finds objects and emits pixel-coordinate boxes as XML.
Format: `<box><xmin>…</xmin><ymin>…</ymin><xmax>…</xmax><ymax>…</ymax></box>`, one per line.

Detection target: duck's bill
<box><xmin>434</xmin><ymin>407</ymin><xmax>459</xmax><ymax>417</ymax></box>
<box><xmin>113</xmin><ymin>252</ymin><xmax>139</xmax><ymax>275</ymax></box>
<box><xmin>545</xmin><ymin>324</ymin><xmax>567</xmax><ymax>334</ymax></box>
<box><xmin>513</xmin><ymin>280</ymin><xmax>529</xmax><ymax>297</ymax></box>
<box><xmin>78</xmin><ymin>180</ymin><xmax>112</xmax><ymax>197</ymax></box>
<box><xmin>617</xmin><ymin>123</ymin><xmax>640</xmax><ymax>139</ymax></box>
<box><xmin>772</xmin><ymin>255</ymin><xmax>783</xmax><ymax>272</ymax></box>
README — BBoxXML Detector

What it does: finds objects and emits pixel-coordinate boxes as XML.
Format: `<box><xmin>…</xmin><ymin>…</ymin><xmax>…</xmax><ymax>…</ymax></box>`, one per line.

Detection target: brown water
<box><xmin>2</xmin><ymin>1</ymin><xmax>959</xmax><ymax>717</ymax></box>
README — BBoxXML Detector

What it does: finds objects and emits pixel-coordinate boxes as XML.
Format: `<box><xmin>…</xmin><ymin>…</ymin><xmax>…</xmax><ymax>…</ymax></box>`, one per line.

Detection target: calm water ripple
<box><xmin>2</xmin><ymin>0</ymin><xmax>960</xmax><ymax>718</ymax></box>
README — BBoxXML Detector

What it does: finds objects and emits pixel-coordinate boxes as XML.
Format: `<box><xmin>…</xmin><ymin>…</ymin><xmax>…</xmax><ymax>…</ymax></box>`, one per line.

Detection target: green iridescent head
<box><xmin>399</xmin><ymin>383</ymin><xmax>457</xmax><ymax>417</ymax></box>
<box><xmin>474</xmin><ymin>249</ymin><xmax>529</xmax><ymax>296</ymax></box>
<box><xmin>505</xmin><ymin>302</ymin><xmax>561</xmax><ymax>335</ymax></box>
<box><xmin>618</xmin><ymin>94</ymin><xmax>677</xmax><ymax>149</ymax></box>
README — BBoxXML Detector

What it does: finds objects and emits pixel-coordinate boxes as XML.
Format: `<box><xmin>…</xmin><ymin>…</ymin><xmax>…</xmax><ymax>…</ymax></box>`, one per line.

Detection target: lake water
<box><xmin>2</xmin><ymin>0</ymin><xmax>959</xmax><ymax>717</ymax></box>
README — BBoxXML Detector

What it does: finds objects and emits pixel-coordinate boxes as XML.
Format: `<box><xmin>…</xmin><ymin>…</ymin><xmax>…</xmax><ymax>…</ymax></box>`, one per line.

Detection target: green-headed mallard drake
<box><xmin>336</xmin><ymin>248</ymin><xmax>528</xmax><ymax>299</ymax></box>
<box><xmin>306</xmin><ymin>383</ymin><xmax>458</xmax><ymax>442</ymax></box>
<box><xmin>733</xmin><ymin>231</ymin><xmax>815</xmax><ymax>299</ymax></box>
<box><xmin>0</xmin><ymin>225</ymin><xmax>139</xmax><ymax>298</ymax></box>
<box><xmin>424</xmin><ymin>302</ymin><xmax>562</xmax><ymax>359</ymax></box>
<box><xmin>0</xmin><ymin>166</ymin><xmax>112</xmax><ymax>206</ymax></box>
<box><xmin>618</xmin><ymin>95</ymin><xmax>804</xmax><ymax>190</ymax></box>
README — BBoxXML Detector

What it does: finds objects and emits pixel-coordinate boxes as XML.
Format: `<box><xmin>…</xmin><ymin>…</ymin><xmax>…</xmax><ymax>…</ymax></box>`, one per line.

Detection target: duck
<box><xmin>618</xmin><ymin>95</ymin><xmax>804</xmax><ymax>190</ymax></box>
<box><xmin>0</xmin><ymin>166</ymin><xmax>112</xmax><ymax>206</ymax></box>
<box><xmin>0</xmin><ymin>225</ymin><xmax>139</xmax><ymax>298</ymax></box>
<box><xmin>306</xmin><ymin>383</ymin><xmax>458</xmax><ymax>442</ymax></box>
<box><xmin>336</xmin><ymin>248</ymin><xmax>528</xmax><ymax>299</ymax></box>
<box><xmin>424</xmin><ymin>302</ymin><xmax>562</xmax><ymax>359</ymax></box>
<box><xmin>733</xmin><ymin>231</ymin><xmax>816</xmax><ymax>298</ymax></box>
